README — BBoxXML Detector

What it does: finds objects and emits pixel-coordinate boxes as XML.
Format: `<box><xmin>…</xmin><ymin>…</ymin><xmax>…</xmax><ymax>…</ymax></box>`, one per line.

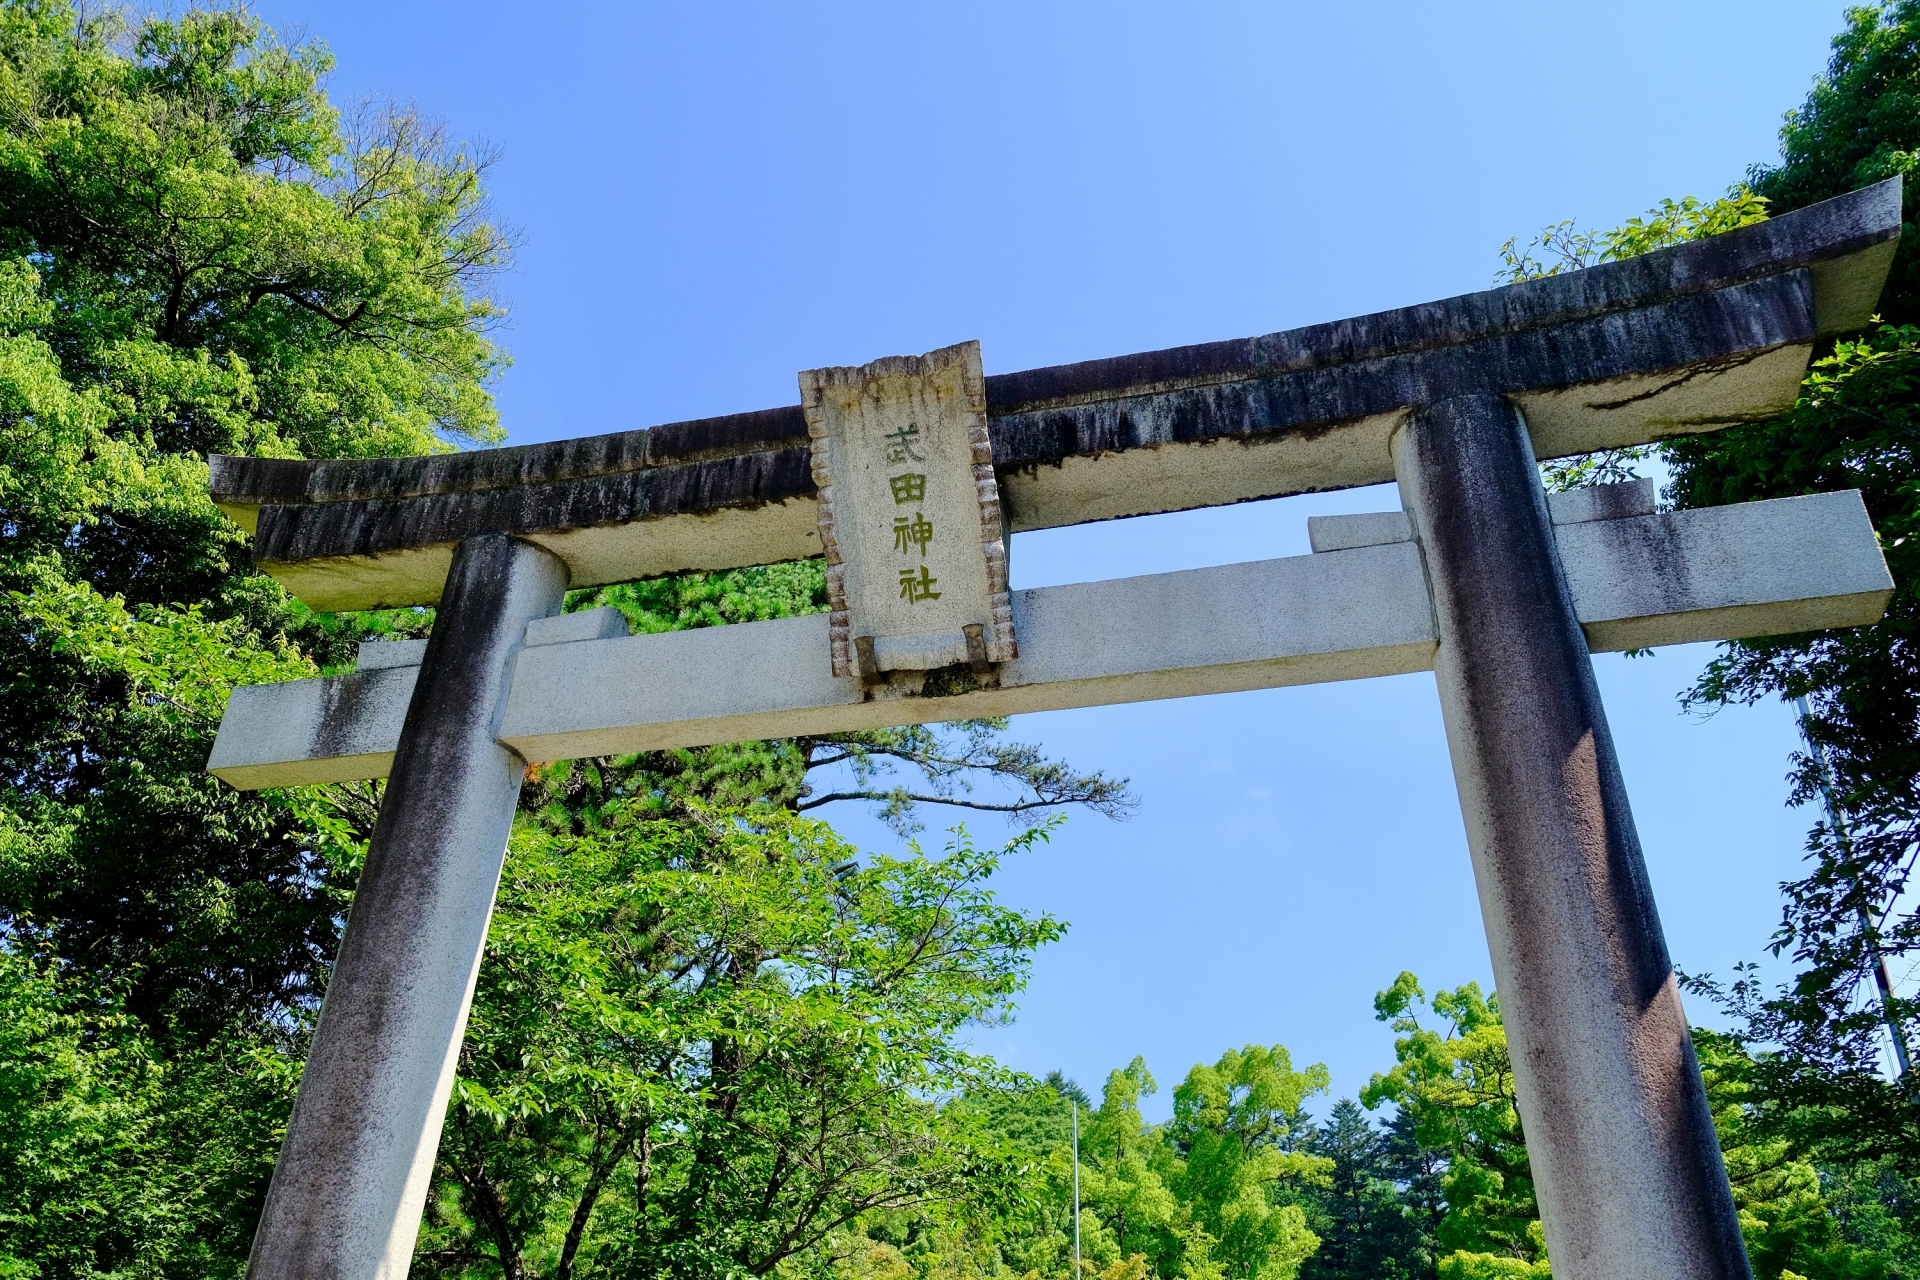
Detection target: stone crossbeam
<box><xmin>207</xmin><ymin>486</ymin><xmax>1892</xmax><ymax>790</ymax></box>
<box><xmin>206</xmin><ymin>180</ymin><xmax>1901</xmax><ymax>611</ymax></box>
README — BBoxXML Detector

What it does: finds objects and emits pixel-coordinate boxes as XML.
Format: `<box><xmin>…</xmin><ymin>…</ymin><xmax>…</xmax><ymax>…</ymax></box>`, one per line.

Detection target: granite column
<box><xmin>247</xmin><ymin>534</ymin><xmax>569</xmax><ymax>1280</ymax></box>
<box><xmin>1394</xmin><ymin>394</ymin><xmax>1749</xmax><ymax>1280</ymax></box>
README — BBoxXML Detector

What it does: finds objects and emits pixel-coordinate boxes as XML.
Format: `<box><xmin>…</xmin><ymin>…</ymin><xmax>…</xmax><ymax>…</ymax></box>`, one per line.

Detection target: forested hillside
<box><xmin>0</xmin><ymin>2</ymin><xmax>1916</xmax><ymax>1278</ymax></box>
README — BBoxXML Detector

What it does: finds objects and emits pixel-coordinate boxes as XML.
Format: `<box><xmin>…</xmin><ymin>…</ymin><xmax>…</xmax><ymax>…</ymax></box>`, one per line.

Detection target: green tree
<box><xmin>0</xmin><ymin>6</ymin><xmax>1129</xmax><ymax>1275</ymax></box>
<box><xmin>907</xmin><ymin>1075</ymin><xmax>1092</xmax><ymax>1279</ymax></box>
<box><xmin>412</xmin><ymin>813</ymin><xmax>1061</xmax><ymax>1279</ymax></box>
<box><xmin>1654</xmin><ymin>0</ymin><xmax>1920</xmax><ymax>1180</ymax></box>
<box><xmin>1164</xmin><ymin>1046</ymin><xmax>1331</xmax><ymax>1280</ymax></box>
<box><xmin>0</xmin><ymin>8</ymin><xmax>510</xmax><ymax>1273</ymax></box>
<box><xmin>0</xmin><ymin>940</ymin><xmax>300</xmax><ymax>1276</ymax></box>
<box><xmin>1079</xmin><ymin>1058</ymin><xmax>1179</xmax><ymax>1270</ymax></box>
<box><xmin>1742</xmin><ymin>2</ymin><xmax>1920</xmax><ymax>328</ymax></box>
<box><xmin>1360</xmin><ymin>975</ymin><xmax>1542</xmax><ymax>1274</ymax></box>
<box><xmin>0</xmin><ymin>1</ymin><xmax>511</xmax><ymax>1043</ymax></box>
<box><xmin>1667</xmin><ymin>318</ymin><xmax>1920</xmax><ymax>1170</ymax></box>
<box><xmin>1691</xmin><ymin>1025</ymin><xmax>1892</xmax><ymax>1280</ymax></box>
<box><xmin>1297</xmin><ymin>1100</ymin><xmax>1437</xmax><ymax>1280</ymax></box>
<box><xmin>1492</xmin><ymin>0</ymin><xmax>1920</xmax><ymax>1230</ymax></box>
<box><xmin>1494</xmin><ymin>188</ymin><xmax>1771</xmax><ymax>491</ymax></box>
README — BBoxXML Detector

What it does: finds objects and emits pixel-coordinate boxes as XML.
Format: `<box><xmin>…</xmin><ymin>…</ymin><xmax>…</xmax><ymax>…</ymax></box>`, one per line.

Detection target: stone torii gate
<box><xmin>209</xmin><ymin>179</ymin><xmax>1903</xmax><ymax>1280</ymax></box>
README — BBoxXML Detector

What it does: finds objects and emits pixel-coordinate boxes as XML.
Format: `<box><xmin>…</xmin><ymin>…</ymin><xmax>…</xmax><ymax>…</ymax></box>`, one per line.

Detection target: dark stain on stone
<box><xmin>983</xmin><ymin>182</ymin><xmax>1889</xmax><ymax>419</ymax></box>
<box><xmin>252</xmin><ymin>446</ymin><xmax>817</xmax><ymax>567</ymax></box>
<box><xmin>1581</xmin><ymin>348</ymin><xmax>1769</xmax><ymax>413</ymax></box>
<box><xmin>312</xmin><ymin>669</ymin><xmax>389</xmax><ymax>761</ymax></box>
<box><xmin>248</xmin><ymin>534</ymin><xmax>568</xmax><ymax>1273</ymax></box>
<box><xmin>986</xmin><ymin>273</ymin><xmax>1815</xmax><ymax>472</ymax></box>
<box><xmin>920</xmin><ymin>664</ymin><xmax>987</xmax><ymax>698</ymax></box>
<box><xmin>1402</xmin><ymin>394</ymin><xmax>1748</xmax><ymax>1273</ymax></box>
<box><xmin>217</xmin><ymin>183</ymin><xmax>1889</xmax><ymax>602</ymax></box>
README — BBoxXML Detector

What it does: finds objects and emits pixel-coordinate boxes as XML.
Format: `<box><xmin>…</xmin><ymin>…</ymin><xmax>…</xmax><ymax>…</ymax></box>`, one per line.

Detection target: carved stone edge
<box><xmin>798</xmin><ymin>340</ymin><xmax>1017</xmax><ymax>677</ymax></box>
<box><xmin>797</xmin><ymin>367</ymin><xmax>851</xmax><ymax>677</ymax></box>
<box><xmin>961</xmin><ymin>351</ymin><xmax>1018</xmax><ymax>664</ymax></box>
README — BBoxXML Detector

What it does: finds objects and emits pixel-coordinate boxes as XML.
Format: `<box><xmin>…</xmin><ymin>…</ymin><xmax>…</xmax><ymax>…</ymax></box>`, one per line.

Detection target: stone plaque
<box><xmin>801</xmin><ymin>340</ymin><xmax>1016</xmax><ymax>682</ymax></box>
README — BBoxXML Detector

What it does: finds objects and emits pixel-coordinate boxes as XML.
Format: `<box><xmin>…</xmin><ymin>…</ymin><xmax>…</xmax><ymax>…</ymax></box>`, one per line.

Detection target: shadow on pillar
<box><xmin>1394</xmin><ymin>393</ymin><xmax>1749</xmax><ymax>1280</ymax></box>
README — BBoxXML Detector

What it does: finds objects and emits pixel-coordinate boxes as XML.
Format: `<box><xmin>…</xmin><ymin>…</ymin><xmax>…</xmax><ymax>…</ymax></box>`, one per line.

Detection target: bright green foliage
<box><xmin>1818</xmin><ymin>1161</ymin><xmax>1920</xmax><ymax>1274</ymax></box>
<box><xmin>0</xmin><ymin>4</ymin><xmax>514</xmax><ymax>1274</ymax></box>
<box><xmin>1434</xmin><ymin>1253</ymin><xmax>1549</xmax><ymax>1280</ymax></box>
<box><xmin>0</xmin><ymin>5</ymin><xmax>509</xmax><ymax>458</ymax></box>
<box><xmin>417</xmin><ymin>814</ymin><xmax>1061</xmax><ymax>1279</ymax></box>
<box><xmin>1659</xmin><ymin>5</ymin><xmax>1920</xmax><ymax>1182</ymax></box>
<box><xmin>1650</xmin><ymin>0</ymin><xmax>1920</xmax><ymax>1206</ymax></box>
<box><xmin>0</xmin><ymin>944</ymin><xmax>176</xmax><ymax>1277</ymax></box>
<box><xmin>574</xmin><ymin>563</ymin><xmax>830</xmax><ymax>636</ymax></box>
<box><xmin>1495</xmin><ymin>188</ymin><xmax>1771</xmax><ymax>286</ymax></box>
<box><xmin>1164</xmin><ymin>1047</ymin><xmax>1331</xmax><ymax>1280</ymax></box>
<box><xmin>0</xmin><ymin>943</ymin><xmax>299</xmax><ymax>1277</ymax></box>
<box><xmin>1361</xmin><ymin>975</ymin><xmax>1542</xmax><ymax>1271</ymax></box>
<box><xmin>0</xmin><ymin>0</ymin><xmax>512</xmax><ymax>1046</ymax></box>
<box><xmin>834</xmin><ymin>1044</ymin><xmax>1346</xmax><ymax>1280</ymax></box>
<box><xmin>1750</xmin><ymin>1</ymin><xmax>1920</xmax><ymax>326</ymax></box>
<box><xmin>3</xmin><ymin>0</ymin><xmax>1917</xmax><ymax>1275</ymax></box>
<box><xmin>865</xmin><ymin>1077</ymin><xmax>1091</xmax><ymax>1280</ymax></box>
<box><xmin>932</xmin><ymin>1066</ymin><xmax>1155</xmax><ymax>1280</ymax></box>
<box><xmin>1694</xmin><ymin>1029</ymin><xmax>1891</xmax><ymax>1280</ymax></box>
<box><xmin>1671</xmin><ymin>325</ymin><xmax>1920</xmax><ymax>1143</ymax></box>
<box><xmin>1080</xmin><ymin>1059</ymin><xmax>1179</xmax><ymax>1267</ymax></box>
<box><xmin>1488</xmin><ymin>4</ymin><xmax>1920</xmax><ymax>1264</ymax></box>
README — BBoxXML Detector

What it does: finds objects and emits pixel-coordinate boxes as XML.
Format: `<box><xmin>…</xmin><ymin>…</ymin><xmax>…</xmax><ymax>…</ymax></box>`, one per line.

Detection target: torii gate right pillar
<box><xmin>1395</xmin><ymin>393</ymin><xmax>1749</xmax><ymax>1279</ymax></box>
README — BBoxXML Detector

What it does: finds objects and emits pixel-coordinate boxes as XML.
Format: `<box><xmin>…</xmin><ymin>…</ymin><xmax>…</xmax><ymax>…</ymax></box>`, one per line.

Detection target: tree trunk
<box><xmin>556</xmin><ymin>1127</ymin><xmax>635</xmax><ymax>1280</ymax></box>
<box><xmin>457</xmin><ymin>1162</ymin><xmax>524</xmax><ymax>1280</ymax></box>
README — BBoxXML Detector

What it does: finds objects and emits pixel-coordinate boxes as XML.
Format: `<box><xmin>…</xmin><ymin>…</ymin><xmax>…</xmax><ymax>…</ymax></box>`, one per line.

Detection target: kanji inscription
<box><xmin>801</xmin><ymin>340</ymin><xmax>1016</xmax><ymax>682</ymax></box>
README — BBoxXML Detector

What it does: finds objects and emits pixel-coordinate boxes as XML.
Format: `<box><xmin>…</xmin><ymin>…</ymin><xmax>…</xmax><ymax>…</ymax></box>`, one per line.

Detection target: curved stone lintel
<box><xmin>211</xmin><ymin>179</ymin><xmax>1900</xmax><ymax>611</ymax></box>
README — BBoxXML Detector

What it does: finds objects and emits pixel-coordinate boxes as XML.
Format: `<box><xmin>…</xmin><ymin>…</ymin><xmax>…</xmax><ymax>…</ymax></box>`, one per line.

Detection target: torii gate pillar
<box><xmin>1397</xmin><ymin>394</ymin><xmax>1746</xmax><ymax>1277</ymax></box>
<box><xmin>246</xmin><ymin>535</ymin><xmax>569</xmax><ymax>1279</ymax></box>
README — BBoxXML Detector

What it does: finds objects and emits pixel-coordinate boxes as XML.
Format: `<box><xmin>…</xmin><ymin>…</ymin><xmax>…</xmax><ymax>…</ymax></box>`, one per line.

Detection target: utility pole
<box><xmin>1072</xmin><ymin>1101</ymin><xmax>1081</xmax><ymax>1280</ymax></box>
<box><xmin>1794</xmin><ymin>695</ymin><xmax>1913</xmax><ymax>1077</ymax></box>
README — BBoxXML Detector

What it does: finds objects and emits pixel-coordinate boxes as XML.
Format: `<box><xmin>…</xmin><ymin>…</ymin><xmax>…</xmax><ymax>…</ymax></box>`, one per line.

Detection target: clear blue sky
<box><xmin>258</xmin><ymin>0</ymin><xmax>1864</xmax><ymax>1115</ymax></box>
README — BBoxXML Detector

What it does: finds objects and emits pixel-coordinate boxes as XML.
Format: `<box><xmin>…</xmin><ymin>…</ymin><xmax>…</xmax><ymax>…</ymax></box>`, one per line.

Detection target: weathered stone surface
<box><xmin>994</xmin><ymin>272</ymin><xmax>1813</xmax><ymax>525</ymax></box>
<box><xmin>523</xmin><ymin>605</ymin><xmax>629</xmax><ymax>646</ymax></box>
<box><xmin>208</xmin><ymin>180</ymin><xmax>1900</xmax><ymax>611</ymax></box>
<box><xmin>1307</xmin><ymin>509</ymin><xmax>1413</xmax><ymax>552</ymax></box>
<box><xmin>356</xmin><ymin>637</ymin><xmax>429</xmax><ymax>670</ymax></box>
<box><xmin>214</xmin><ymin>175</ymin><xmax>1908</xmax><ymax>1280</ymax></box>
<box><xmin>1550</xmin><ymin>476</ymin><xmax>1657</xmax><ymax>523</ymax></box>
<box><xmin>1308</xmin><ymin>478</ymin><xmax>1654</xmax><ymax>551</ymax></box>
<box><xmin>802</xmin><ymin>341</ymin><xmax>1015</xmax><ymax>676</ymax></box>
<box><xmin>1558</xmin><ymin>492</ymin><xmax>1892</xmax><ymax>650</ymax></box>
<box><xmin>502</xmin><ymin>542</ymin><xmax>1441</xmax><ymax>764</ymax></box>
<box><xmin>211</xmin><ymin>404</ymin><xmax>809</xmax><ymax>520</ymax></box>
<box><xmin>1395</xmin><ymin>395</ymin><xmax>1748</xmax><ymax>1279</ymax></box>
<box><xmin>244</xmin><ymin>535</ymin><xmax>568</xmax><ymax>1280</ymax></box>
<box><xmin>204</xmin><ymin>489</ymin><xmax>1890</xmax><ymax>789</ymax></box>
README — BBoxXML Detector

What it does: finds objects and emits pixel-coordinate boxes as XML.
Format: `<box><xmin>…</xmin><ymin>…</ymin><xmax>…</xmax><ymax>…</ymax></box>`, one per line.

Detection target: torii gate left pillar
<box><xmin>205</xmin><ymin>180</ymin><xmax>1906</xmax><ymax>1280</ymax></box>
<box><xmin>244</xmin><ymin>535</ymin><xmax>567</xmax><ymax>1277</ymax></box>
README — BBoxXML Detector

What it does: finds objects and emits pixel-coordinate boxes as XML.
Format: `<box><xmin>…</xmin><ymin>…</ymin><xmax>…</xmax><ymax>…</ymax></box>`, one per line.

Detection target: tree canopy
<box><xmin>4</xmin><ymin>0</ymin><xmax>1920</xmax><ymax>1277</ymax></box>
